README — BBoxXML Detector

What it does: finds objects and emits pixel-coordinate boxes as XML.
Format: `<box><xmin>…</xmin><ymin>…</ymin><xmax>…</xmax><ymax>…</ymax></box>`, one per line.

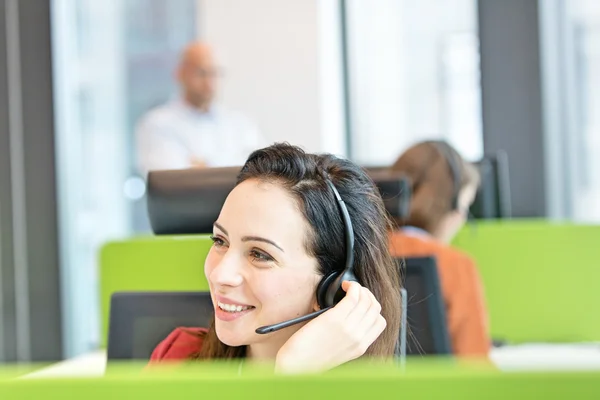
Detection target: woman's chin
<box><xmin>215</xmin><ymin>325</ymin><xmax>249</xmax><ymax>347</ymax></box>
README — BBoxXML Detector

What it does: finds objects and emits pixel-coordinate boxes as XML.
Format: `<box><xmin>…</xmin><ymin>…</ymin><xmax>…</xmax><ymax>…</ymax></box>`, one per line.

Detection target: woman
<box><xmin>388</xmin><ymin>140</ymin><xmax>490</xmax><ymax>357</ymax></box>
<box><xmin>150</xmin><ymin>143</ymin><xmax>401</xmax><ymax>374</ymax></box>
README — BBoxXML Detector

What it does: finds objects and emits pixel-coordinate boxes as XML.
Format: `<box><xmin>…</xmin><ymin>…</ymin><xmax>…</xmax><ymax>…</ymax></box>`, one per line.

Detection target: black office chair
<box><xmin>147</xmin><ymin>167</ymin><xmax>413</xmax><ymax>234</ymax></box>
<box><xmin>108</xmin><ymin>290</ymin><xmax>410</xmax><ymax>363</ymax></box>
<box><xmin>107</xmin><ymin>291</ymin><xmax>214</xmax><ymax>361</ymax></box>
<box><xmin>398</xmin><ymin>256</ymin><xmax>452</xmax><ymax>355</ymax></box>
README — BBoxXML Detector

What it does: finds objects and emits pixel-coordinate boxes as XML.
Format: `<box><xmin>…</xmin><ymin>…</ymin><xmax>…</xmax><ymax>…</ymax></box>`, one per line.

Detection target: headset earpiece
<box><xmin>316</xmin><ymin>269</ymin><xmax>358</xmax><ymax>309</ymax></box>
<box><xmin>316</xmin><ymin>272</ymin><xmax>338</xmax><ymax>309</ymax></box>
<box><xmin>431</xmin><ymin>140</ymin><xmax>462</xmax><ymax>212</ymax></box>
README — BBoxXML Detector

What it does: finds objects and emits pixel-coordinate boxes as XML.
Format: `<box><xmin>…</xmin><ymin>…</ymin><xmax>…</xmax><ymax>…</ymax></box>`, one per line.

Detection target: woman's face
<box><xmin>204</xmin><ymin>178</ymin><xmax>321</xmax><ymax>356</ymax></box>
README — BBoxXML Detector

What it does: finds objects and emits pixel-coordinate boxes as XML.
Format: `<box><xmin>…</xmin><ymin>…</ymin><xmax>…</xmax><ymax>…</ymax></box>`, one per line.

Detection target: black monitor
<box><xmin>398</xmin><ymin>256</ymin><xmax>452</xmax><ymax>355</ymax></box>
<box><xmin>107</xmin><ymin>292</ymin><xmax>214</xmax><ymax>361</ymax></box>
<box><xmin>364</xmin><ymin>149</ymin><xmax>512</xmax><ymax>220</ymax></box>
<box><xmin>146</xmin><ymin>166</ymin><xmax>412</xmax><ymax>234</ymax></box>
<box><xmin>146</xmin><ymin>167</ymin><xmax>240</xmax><ymax>234</ymax></box>
<box><xmin>470</xmin><ymin>150</ymin><xmax>511</xmax><ymax>219</ymax></box>
<box><xmin>364</xmin><ymin>168</ymin><xmax>412</xmax><ymax>221</ymax></box>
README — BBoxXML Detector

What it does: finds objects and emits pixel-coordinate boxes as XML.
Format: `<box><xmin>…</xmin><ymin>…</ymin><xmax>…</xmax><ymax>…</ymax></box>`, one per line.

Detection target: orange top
<box><xmin>389</xmin><ymin>230</ymin><xmax>490</xmax><ymax>357</ymax></box>
<box><xmin>149</xmin><ymin>327</ymin><xmax>207</xmax><ymax>362</ymax></box>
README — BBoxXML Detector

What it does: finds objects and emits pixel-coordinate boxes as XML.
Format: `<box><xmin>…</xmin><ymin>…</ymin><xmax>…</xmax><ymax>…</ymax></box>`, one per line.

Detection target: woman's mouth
<box><xmin>215</xmin><ymin>299</ymin><xmax>256</xmax><ymax>322</ymax></box>
<box><xmin>217</xmin><ymin>301</ymin><xmax>255</xmax><ymax>313</ymax></box>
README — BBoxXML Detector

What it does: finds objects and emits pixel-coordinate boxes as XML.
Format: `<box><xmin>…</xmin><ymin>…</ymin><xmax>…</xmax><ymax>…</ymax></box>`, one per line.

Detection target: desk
<box><xmin>490</xmin><ymin>343</ymin><xmax>600</xmax><ymax>371</ymax></box>
<box><xmin>20</xmin><ymin>343</ymin><xmax>600</xmax><ymax>378</ymax></box>
<box><xmin>21</xmin><ymin>350</ymin><xmax>106</xmax><ymax>379</ymax></box>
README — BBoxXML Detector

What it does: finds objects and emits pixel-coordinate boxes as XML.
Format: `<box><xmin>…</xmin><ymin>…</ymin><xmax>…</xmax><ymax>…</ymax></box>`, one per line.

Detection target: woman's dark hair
<box><xmin>195</xmin><ymin>143</ymin><xmax>401</xmax><ymax>359</ymax></box>
<box><xmin>390</xmin><ymin>140</ymin><xmax>480</xmax><ymax>233</ymax></box>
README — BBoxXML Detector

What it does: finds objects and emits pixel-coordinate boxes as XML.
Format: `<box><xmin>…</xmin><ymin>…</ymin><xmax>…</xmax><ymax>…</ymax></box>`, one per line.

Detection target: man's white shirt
<box><xmin>136</xmin><ymin>100</ymin><xmax>265</xmax><ymax>175</ymax></box>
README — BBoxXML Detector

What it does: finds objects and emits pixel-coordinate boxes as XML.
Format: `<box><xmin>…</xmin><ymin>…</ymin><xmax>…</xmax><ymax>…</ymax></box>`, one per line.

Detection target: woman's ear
<box><xmin>312</xmin><ymin>296</ymin><xmax>320</xmax><ymax>312</ymax></box>
<box><xmin>313</xmin><ymin>274</ymin><xmax>322</xmax><ymax>311</ymax></box>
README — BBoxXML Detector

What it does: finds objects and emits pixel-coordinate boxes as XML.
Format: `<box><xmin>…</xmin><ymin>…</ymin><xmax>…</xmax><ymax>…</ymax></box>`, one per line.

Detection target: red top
<box><xmin>149</xmin><ymin>327</ymin><xmax>207</xmax><ymax>362</ymax></box>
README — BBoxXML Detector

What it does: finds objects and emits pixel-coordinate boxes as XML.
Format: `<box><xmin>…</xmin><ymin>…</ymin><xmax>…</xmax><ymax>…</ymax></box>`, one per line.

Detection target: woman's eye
<box><xmin>250</xmin><ymin>249</ymin><xmax>274</xmax><ymax>263</ymax></box>
<box><xmin>210</xmin><ymin>235</ymin><xmax>227</xmax><ymax>248</ymax></box>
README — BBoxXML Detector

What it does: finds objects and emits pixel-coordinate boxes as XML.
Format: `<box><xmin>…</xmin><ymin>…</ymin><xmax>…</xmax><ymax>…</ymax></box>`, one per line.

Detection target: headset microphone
<box><xmin>255</xmin><ymin>179</ymin><xmax>356</xmax><ymax>334</ymax></box>
<box><xmin>255</xmin><ymin>307</ymin><xmax>332</xmax><ymax>334</ymax></box>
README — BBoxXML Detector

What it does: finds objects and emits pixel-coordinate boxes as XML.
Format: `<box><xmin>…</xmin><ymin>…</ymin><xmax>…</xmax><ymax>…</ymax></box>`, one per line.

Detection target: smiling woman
<box><xmin>148</xmin><ymin>143</ymin><xmax>401</xmax><ymax>374</ymax></box>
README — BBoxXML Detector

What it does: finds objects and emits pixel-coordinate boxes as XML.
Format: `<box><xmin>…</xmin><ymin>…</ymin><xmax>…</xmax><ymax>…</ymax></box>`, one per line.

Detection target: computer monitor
<box><xmin>364</xmin><ymin>150</ymin><xmax>511</xmax><ymax>220</ymax></box>
<box><xmin>470</xmin><ymin>150</ymin><xmax>512</xmax><ymax>219</ymax></box>
<box><xmin>146</xmin><ymin>166</ymin><xmax>413</xmax><ymax>235</ymax></box>
<box><xmin>107</xmin><ymin>292</ymin><xmax>214</xmax><ymax>361</ymax></box>
<box><xmin>364</xmin><ymin>168</ymin><xmax>412</xmax><ymax>221</ymax></box>
<box><xmin>398</xmin><ymin>257</ymin><xmax>452</xmax><ymax>355</ymax></box>
<box><xmin>146</xmin><ymin>167</ymin><xmax>240</xmax><ymax>234</ymax></box>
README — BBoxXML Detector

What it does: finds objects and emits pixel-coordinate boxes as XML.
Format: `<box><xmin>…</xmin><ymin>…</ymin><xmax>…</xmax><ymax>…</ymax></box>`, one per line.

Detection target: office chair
<box><xmin>107</xmin><ymin>289</ymin><xmax>411</xmax><ymax>363</ymax></box>
<box><xmin>398</xmin><ymin>256</ymin><xmax>452</xmax><ymax>355</ymax></box>
<box><xmin>107</xmin><ymin>291</ymin><xmax>214</xmax><ymax>361</ymax></box>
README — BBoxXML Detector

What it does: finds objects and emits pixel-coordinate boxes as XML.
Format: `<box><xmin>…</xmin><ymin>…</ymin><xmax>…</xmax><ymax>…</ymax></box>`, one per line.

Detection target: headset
<box><xmin>255</xmin><ymin>178</ymin><xmax>357</xmax><ymax>334</ymax></box>
<box><xmin>430</xmin><ymin>140</ymin><xmax>462</xmax><ymax>212</ymax></box>
<box><xmin>399</xmin><ymin>140</ymin><xmax>462</xmax><ymax>218</ymax></box>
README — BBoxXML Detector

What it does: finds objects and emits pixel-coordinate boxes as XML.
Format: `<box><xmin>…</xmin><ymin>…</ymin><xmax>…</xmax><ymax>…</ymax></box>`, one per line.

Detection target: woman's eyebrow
<box><xmin>242</xmin><ymin>236</ymin><xmax>284</xmax><ymax>252</ymax></box>
<box><xmin>213</xmin><ymin>222</ymin><xmax>228</xmax><ymax>235</ymax></box>
<box><xmin>214</xmin><ymin>222</ymin><xmax>284</xmax><ymax>252</ymax></box>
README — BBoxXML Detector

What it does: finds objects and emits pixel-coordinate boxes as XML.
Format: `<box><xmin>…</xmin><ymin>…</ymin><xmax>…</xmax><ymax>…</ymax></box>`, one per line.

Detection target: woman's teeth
<box><xmin>217</xmin><ymin>301</ymin><xmax>254</xmax><ymax>313</ymax></box>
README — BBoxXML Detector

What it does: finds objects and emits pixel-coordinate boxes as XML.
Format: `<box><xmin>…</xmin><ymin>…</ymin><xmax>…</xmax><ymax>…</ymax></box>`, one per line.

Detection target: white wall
<box><xmin>198</xmin><ymin>0</ymin><xmax>346</xmax><ymax>156</ymax></box>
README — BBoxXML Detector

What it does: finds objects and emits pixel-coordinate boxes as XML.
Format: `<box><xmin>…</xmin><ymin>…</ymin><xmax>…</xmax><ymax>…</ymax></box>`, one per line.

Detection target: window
<box><xmin>345</xmin><ymin>0</ymin><xmax>482</xmax><ymax>165</ymax></box>
<box><xmin>567</xmin><ymin>0</ymin><xmax>600</xmax><ymax>221</ymax></box>
<box><xmin>51</xmin><ymin>0</ymin><xmax>197</xmax><ymax>357</ymax></box>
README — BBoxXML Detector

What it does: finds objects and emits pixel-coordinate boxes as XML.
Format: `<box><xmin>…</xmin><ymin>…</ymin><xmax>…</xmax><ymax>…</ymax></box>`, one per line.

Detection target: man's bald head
<box><xmin>177</xmin><ymin>41</ymin><xmax>219</xmax><ymax>110</ymax></box>
<box><xmin>181</xmin><ymin>42</ymin><xmax>215</xmax><ymax>66</ymax></box>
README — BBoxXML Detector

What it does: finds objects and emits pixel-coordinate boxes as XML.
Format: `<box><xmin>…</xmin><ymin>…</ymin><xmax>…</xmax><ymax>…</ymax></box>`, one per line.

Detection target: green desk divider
<box><xmin>99</xmin><ymin>235</ymin><xmax>213</xmax><ymax>347</ymax></box>
<box><xmin>453</xmin><ymin>219</ymin><xmax>600</xmax><ymax>343</ymax></box>
<box><xmin>1</xmin><ymin>363</ymin><xmax>600</xmax><ymax>399</ymax></box>
<box><xmin>99</xmin><ymin>220</ymin><xmax>600</xmax><ymax>349</ymax></box>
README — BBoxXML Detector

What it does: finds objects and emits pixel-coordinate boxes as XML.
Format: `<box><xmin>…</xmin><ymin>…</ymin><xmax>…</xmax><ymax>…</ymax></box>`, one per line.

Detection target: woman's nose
<box><xmin>209</xmin><ymin>251</ymin><xmax>244</xmax><ymax>288</ymax></box>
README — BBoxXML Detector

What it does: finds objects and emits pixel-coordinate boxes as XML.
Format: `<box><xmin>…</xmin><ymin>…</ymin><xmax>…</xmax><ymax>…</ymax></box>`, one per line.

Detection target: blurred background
<box><xmin>0</xmin><ymin>0</ymin><xmax>599</xmax><ymax>362</ymax></box>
